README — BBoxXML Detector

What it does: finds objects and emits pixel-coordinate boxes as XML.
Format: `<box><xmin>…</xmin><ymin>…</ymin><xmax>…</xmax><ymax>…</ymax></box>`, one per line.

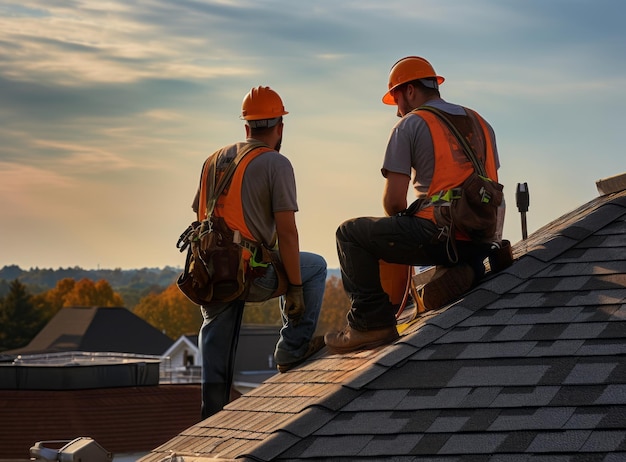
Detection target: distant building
<box><xmin>0</xmin><ymin>305</ymin><xmax>281</xmax><ymax>459</ymax></box>
<box><xmin>4</xmin><ymin>306</ymin><xmax>173</xmax><ymax>357</ymax></box>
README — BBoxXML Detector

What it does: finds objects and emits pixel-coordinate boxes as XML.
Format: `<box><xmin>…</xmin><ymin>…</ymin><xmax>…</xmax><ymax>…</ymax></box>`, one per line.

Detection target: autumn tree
<box><xmin>62</xmin><ymin>279</ymin><xmax>124</xmax><ymax>307</ymax></box>
<box><xmin>30</xmin><ymin>278</ymin><xmax>125</xmax><ymax>326</ymax></box>
<box><xmin>134</xmin><ymin>284</ymin><xmax>203</xmax><ymax>339</ymax></box>
<box><xmin>132</xmin><ymin>275</ymin><xmax>351</xmax><ymax>341</ymax></box>
<box><xmin>315</xmin><ymin>275</ymin><xmax>350</xmax><ymax>335</ymax></box>
<box><xmin>0</xmin><ymin>280</ymin><xmax>46</xmax><ymax>351</ymax></box>
<box><xmin>242</xmin><ymin>276</ymin><xmax>351</xmax><ymax>332</ymax></box>
<box><xmin>243</xmin><ymin>299</ymin><xmax>281</xmax><ymax>325</ymax></box>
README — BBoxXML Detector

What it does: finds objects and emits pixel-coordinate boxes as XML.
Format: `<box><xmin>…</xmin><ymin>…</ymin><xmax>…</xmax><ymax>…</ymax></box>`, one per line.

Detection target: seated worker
<box><xmin>325</xmin><ymin>56</ymin><xmax>502</xmax><ymax>354</ymax></box>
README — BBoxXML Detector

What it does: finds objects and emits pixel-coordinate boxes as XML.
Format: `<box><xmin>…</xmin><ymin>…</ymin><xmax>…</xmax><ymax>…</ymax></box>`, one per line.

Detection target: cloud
<box><xmin>0</xmin><ymin>161</ymin><xmax>75</xmax><ymax>192</ymax></box>
<box><xmin>0</xmin><ymin>0</ymin><xmax>625</xmax><ymax>270</ymax></box>
<box><xmin>0</xmin><ymin>0</ymin><xmax>261</xmax><ymax>86</ymax></box>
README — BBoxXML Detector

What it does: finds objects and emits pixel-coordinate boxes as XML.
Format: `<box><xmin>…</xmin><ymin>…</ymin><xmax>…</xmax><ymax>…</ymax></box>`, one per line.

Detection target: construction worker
<box><xmin>325</xmin><ymin>56</ymin><xmax>502</xmax><ymax>354</ymax></box>
<box><xmin>192</xmin><ymin>86</ymin><xmax>327</xmax><ymax>418</ymax></box>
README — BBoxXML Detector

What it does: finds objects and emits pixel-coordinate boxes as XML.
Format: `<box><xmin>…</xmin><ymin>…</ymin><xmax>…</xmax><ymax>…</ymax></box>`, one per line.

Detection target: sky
<box><xmin>0</xmin><ymin>0</ymin><xmax>624</xmax><ymax>271</ymax></box>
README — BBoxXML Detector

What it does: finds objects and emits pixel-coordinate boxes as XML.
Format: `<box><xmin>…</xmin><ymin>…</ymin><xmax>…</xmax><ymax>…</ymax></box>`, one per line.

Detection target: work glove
<box><xmin>285</xmin><ymin>283</ymin><xmax>306</xmax><ymax>325</ymax></box>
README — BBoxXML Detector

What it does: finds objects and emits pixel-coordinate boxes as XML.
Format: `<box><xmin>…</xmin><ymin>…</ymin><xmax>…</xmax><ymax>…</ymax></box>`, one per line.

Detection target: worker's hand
<box><xmin>285</xmin><ymin>284</ymin><xmax>306</xmax><ymax>325</ymax></box>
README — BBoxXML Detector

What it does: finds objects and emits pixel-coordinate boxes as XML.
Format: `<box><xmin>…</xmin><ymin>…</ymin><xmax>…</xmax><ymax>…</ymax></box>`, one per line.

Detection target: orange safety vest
<box><xmin>413</xmin><ymin>108</ymin><xmax>498</xmax><ymax>226</ymax></box>
<box><xmin>197</xmin><ymin>145</ymin><xmax>273</xmax><ymax>254</ymax></box>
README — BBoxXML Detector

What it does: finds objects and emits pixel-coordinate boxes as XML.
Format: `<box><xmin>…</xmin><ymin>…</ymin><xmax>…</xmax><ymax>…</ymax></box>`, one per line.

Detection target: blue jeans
<box><xmin>199</xmin><ymin>251</ymin><xmax>326</xmax><ymax>418</ymax></box>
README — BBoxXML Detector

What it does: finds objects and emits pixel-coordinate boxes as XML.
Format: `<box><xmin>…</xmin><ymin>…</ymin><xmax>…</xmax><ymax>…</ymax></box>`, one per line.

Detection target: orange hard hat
<box><xmin>382</xmin><ymin>56</ymin><xmax>445</xmax><ymax>105</ymax></box>
<box><xmin>241</xmin><ymin>86</ymin><xmax>288</xmax><ymax>121</ymax></box>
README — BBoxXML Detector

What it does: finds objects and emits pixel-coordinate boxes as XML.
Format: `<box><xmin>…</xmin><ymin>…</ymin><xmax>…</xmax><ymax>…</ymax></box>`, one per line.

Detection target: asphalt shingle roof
<box><xmin>6</xmin><ymin>306</ymin><xmax>173</xmax><ymax>356</ymax></box>
<box><xmin>140</xmin><ymin>185</ymin><xmax>626</xmax><ymax>462</ymax></box>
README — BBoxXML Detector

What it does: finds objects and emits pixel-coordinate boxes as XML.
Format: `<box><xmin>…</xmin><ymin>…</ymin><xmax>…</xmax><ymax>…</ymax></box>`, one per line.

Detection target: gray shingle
<box><xmin>541</xmin><ymin>261</ymin><xmax>624</xmax><ymax>278</ymax></box>
<box><xmin>249</xmin><ymin>431</ymin><xmax>301</xmax><ymax>461</ymax></box>
<box><xmin>488</xmin><ymin>407</ymin><xmax>575</xmax><ymax>431</ymax></box>
<box><xmin>611</xmin><ymin>304</ymin><xmax>626</xmax><ymax>320</ymax></box>
<box><xmin>578</xmin><ymin>339</ymin><xmax>626</xmax><ymax>356</ymax></box>
<box><xmin>579</xmin><ymin>430</ymin><xmax>626</xmax><ymax>452</ymax></box>
<box><xmin>596</xmin><ymin>384</ymin><xmax>626</xmax><ymax>404</ymax></box>
<box><xmin>556</xmin><ymin>276</ymin><xmax>599</xmax><ymax>291</ymax></box>
<box><xmin>504</xmin><ymin>254</ymin><xmax>548</xmax><ymax>279</ymax></box>
<box><xmin>563</xmin><ymin>362</ymin><xmax>619</xmax><ymax>384</ymax></box>
<box><xmin>410</xmin><ymin>434</ymin><xmax>451</xmax><ymax>455</ymax></box>
<box><xmin>563</xmin><ymin>410</ymin><xmax>605</xmax><ymax>429</ymax></box>
<box><xmin>459</xmin><ymin>308</ymin><xmax>517</xmax><ymax>327</ymax></box>
<box><xmin>575</xmin><ymin>304</ymin><xmax>623</xmax><ymax>322</ymax></box>
<box><xmin>427</xmin><ymin>306</ymin><xmax>476</xmax><ymax>330</ymax></box>
<box><xmin>377</xmin><ymin>343</ymin><xmax>420</xmax><ymax>368</ymax></box>
<box><xmin>604</xmin><ymin>452</ymin><xmax>626</xmax><ymax>462</ymax></box>
<box><xmin>494</xmin><ymin>430</ymin><xmax>538</xmax><ymax>453</ymax></box>
<box><xmin>567</xmin><ymin>289</ymin><xmax>626</xmax><ymax>307</ymax></box>
<box><xmin>315</xmin><ymin>411</ymin><xmax>406</xmax><ymax>436</ymax></box>
<box><xmin>449</xmin><ymin>364</ymin><xmax>550</xmax><ymax>387</ymax></box>
<box><xmin>528</xmin><ymin>235</ymin><xmax>578</xmax><ymax>262</ymax></box>
<box><xmin>490</xmin><ymin>386</ymin><xmax>560</xmax><ymax>408</ymax></box>
<box><xmin>281</xmin><ymin>406</ymin><xmax>337</xmax><ymax>438</ymax></box>
<box><xmin>401</xmin><ymin>324</ymin><xmax>448</xmax><ymax>349</ymax></box>
<box><xmin>522</xmin><ymin>323</ymin><xmax>569</xmax><ymax>340</ymax></box>
<box><xmin>436</xmin><ymin>326</ymin><xmax>492</xmax><ymax>344</ymax></box>
<box><xmin>343</xmin><ymin>389</ymin><xmax>409</xmax><ymax>412</ymax></box>
<box><xmin>549</xmin><ymin>385</ymin><xmax>606</xmax><ymax>406</ymax></box>
<box><xmin>600</xmin><ymin>405</ymin><xmax>626</xmax><ymax>428</ymax></box>
<box><xmin>459</xmin><ymin>387</ymin><xmax>502</xmax><ymax>408</ymax></box>
<box><xmin>397</xmin><ymin>388</ymin><xmax>473</xmax><ymax>410</ymax></box>
<box><xmin>439</xmin><ymin>433</ymin><xmax>507</xmax><ymax>454</ymax></box>
<box><xmin>360</xmin><ymin>434</ymin><xmax>424</xmax><ymax>457</ymax></box>
<box><xmin>459</xmin><ymin>341</ymin><xmax>536</xmax><ymax>359</ymax></box>
<box><xmin>477</xmin><ymin>273</ymin><xmax>526</xmax><ymax>295</ymax></box>
<box><xmin>426</xmin><ymin>415</ymin><xmax>471</xmax><ymax>433</ymax></box>
<box><xmin>560</xmin><ymin>322</ymin><xmax>608</xmax><ymax>339</ymax></box>
<box><xmin>527</xmin><ymin>340</ymin><xmax>584</xmax><ymax>357</ymax></box>
<box><xmin>526</xmin><ymin>430</ymin><xmax>591</xmax><ymax>452</ymax></box>
<box><xmin>491</xmin><ymin>325</ymin><xmax>533</xmax><ymax>341</ymax></box>
<box><xmin>599</xmin><ymin>322</ymin><xmax>626</xmax><ymax>339</ymax></box>
<box><xmin>296</xmin><ymin>434</ymin><xmax>373</xmax><ymax>458</ymax></box>
<box><xmin>486</xmin><ymin>293</ymin><xmax>546</xmax><ymax>310</ymax></box>
<box><xmin>344</xmin><ymin>362</ymin><xmax>389</xmax><ymax>390</ymax></box>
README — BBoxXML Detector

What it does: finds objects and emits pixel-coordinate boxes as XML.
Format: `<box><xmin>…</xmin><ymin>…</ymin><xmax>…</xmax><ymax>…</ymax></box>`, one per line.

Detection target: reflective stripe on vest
<box><xmin>413</xmin><ymin>109</ymin><xmax>498</xmax><ymax>223</ymax></box>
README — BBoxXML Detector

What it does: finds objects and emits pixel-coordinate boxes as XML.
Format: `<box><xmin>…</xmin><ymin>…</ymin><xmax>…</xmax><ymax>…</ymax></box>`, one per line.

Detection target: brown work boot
<box><xmin>325</xmin><ymin>325</ymin><xmax>399</xmax><ymax>354</ymax></box>
<box><xmin>276</xmin><ymin>335</ymin><xmax>325</xmax><ymax>373</ymax></box>
<box><xmin>421</xmin><ymin>263</ymin><xmax>475</xmax><ymax>311</ymax></box>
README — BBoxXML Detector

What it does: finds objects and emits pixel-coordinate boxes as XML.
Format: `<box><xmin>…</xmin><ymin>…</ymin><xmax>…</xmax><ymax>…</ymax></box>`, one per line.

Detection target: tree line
<box><xmin>0</xmin><ymin>265</ymin><xmax>180</xmax><ymax>309</ymax></box>
<box><xmin>0</xmin><ymin>275</ymin><xmax>350</xmax><ymax>353</ymax></box>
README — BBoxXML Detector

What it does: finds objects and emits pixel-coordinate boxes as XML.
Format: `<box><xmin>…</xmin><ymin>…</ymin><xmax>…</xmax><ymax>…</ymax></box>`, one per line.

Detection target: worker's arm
<box><xmin>274</xmin><ymin>210</ymin><xmax>302</xmax><ymax>285</ymax></box>
<box><xmin>383</xmin><ymin>171</ymin><xmax>411</xmax><ymax>216</ymax></box>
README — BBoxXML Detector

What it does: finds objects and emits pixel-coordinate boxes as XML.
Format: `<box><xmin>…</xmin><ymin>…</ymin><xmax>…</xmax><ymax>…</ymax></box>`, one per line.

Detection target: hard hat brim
<box><xmin>382</xmin><ymin>76</ymin><xmax>445</xmax><ymax>105</ymax></box>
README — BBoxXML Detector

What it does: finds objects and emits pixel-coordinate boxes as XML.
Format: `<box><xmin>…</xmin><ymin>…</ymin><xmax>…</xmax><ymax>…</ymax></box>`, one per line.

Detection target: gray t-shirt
<box><xmin>192</xmin><ymin>140</ymin><xmax>298</xmax><ymax>246</ymax></box>
<box><xmin>381</xmin><ymin>98</ymin><xmax>499</xmax><ymax>199</ymax></box>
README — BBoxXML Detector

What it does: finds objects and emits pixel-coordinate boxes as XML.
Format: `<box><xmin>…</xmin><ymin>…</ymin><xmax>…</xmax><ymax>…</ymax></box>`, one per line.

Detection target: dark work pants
<box><xmin>336</xmin><ymin>215</ymin><xmax>487</xmax><ymax>331</ymax></box>
<box><xmin>199</xmin><ymin>300</ymin><xmax>245</xmax><ymax>419</ymax></box>
<box><xmin>199</xmin><ymin>252</ymin><xmax>326</xmax><ymax>420</ymax></box>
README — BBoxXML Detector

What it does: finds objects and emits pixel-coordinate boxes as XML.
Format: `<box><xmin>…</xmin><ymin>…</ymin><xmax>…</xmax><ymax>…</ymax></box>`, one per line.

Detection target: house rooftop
<box><xmin>5</xmin><ymin>306</ymin><xmax>173</xmax><ymax>357</ymax></box>
<box><xmin>139</xmin><ymin>175</ymin><xmax>626</xmax><ymax>461</ymax></box>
